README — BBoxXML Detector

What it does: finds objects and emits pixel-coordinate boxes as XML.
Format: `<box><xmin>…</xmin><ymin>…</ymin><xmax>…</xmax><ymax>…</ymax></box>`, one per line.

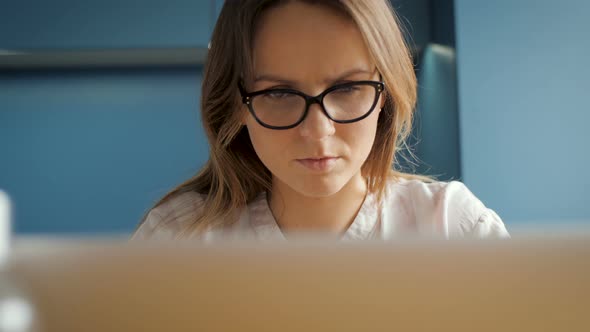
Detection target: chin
<box><xmin>289</xmin><ymin>174</ymin><xmax>348</xmax><ymax>198</ymax></box>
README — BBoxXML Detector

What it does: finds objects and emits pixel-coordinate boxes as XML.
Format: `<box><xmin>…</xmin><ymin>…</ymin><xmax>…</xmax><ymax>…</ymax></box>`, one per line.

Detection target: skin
<box><xmin>243</xmin><ymin>1</ymin><xmax>386</xmax><ymax>236</ymax></box>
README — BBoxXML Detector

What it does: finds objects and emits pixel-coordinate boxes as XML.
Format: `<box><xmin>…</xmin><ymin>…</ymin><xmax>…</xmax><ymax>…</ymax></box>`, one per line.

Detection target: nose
<box><xmin>298</xmin><ymin>102</ymin><xmax>336</xmax><ymax>140</ymax></box>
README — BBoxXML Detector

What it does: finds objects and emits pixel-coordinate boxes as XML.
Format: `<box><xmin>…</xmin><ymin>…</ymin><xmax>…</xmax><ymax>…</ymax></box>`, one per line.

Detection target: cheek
<box><xmin>342</xmin><ymin>112</ymin><xmax>380</xmax><ymax>161</ymax></box>
<box><xmin>245</xmin><ymin>119</ymin><xmax>289</xmax><ymax>168</ymax></box>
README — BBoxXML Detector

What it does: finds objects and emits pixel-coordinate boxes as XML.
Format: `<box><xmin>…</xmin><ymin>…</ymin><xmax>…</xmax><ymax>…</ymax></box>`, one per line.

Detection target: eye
<box><xmin>333</xmin><ymin>86</ymin><xmax>361</xmax><ymax>94</ymax></box>
<box><xmin>263</xmin><ymin>91</ymin><xmax>295</xmax><ymax>100</ymax></box>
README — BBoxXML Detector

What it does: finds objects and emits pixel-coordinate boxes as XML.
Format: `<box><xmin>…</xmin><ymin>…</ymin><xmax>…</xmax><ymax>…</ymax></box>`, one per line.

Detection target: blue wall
<box><xmin>0</xmin><ymin>68</ymin><xmax>208</xmax><ymax>234</ymax></box>
<box><xmin>0</xmin><ymin>0</ymin><xmax>213</xmax><ymax>49</ymax></box>
<box><xmin>455</xmin><ymin>0</ymin><xmax>590</xmax><ymax>225</ymax></box>
<box><xmin>0</xmin><ymin>0</ymin><xmax>215</xmax><ymax>235</ymax></box>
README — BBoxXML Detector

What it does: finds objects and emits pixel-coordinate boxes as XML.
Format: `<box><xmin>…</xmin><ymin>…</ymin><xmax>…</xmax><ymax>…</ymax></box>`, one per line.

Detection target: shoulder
<box><xmin>388</xmin><ymin>178</ymin><xmax>478</xmax><ymax>205</ymax></box>
<box><xmin>384</xmin><ymin>178</ymin><xmax>510</xmax><ymax>238</ymax></box>
<box><xmin>130</xmin><ymin>191</ymin><xmax>207</xmax><ymax>240</ymax></box>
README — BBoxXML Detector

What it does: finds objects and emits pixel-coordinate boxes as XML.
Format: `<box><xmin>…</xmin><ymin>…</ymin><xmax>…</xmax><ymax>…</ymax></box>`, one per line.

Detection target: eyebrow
<box><xmin>253</xmin><ymin>68</ymin><xmax>376</xmax><ymax>86</ymax></box>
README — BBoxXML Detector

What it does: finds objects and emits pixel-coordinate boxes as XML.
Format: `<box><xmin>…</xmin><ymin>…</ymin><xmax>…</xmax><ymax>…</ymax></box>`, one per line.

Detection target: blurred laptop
<box><xmin>5</xmin><ymin>231</ymin><xmax>590</xmax><ymax>332</ymax></box>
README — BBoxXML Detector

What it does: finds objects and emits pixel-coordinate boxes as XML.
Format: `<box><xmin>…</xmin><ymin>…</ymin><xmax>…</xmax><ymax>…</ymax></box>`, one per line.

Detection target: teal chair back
<box><xmin>405</xmin><ymin>43</ymin><xmax>461</xmax><ymax>181</ymax></box>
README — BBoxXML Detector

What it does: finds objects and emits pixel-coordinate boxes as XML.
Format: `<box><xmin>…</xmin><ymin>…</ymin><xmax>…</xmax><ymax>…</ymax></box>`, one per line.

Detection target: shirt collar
<box><xmin>247</xmin><ymin>190</ymin><xmax>380</xmax><ymax>241</ymax></box>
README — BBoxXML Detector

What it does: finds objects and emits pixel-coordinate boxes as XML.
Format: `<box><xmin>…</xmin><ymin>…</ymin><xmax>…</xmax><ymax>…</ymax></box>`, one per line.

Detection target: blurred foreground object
<box><xmin>0</xmin><ymin>191</ymin><xmax>40</xmax><ymax>332</ymax></box>
<box><xmin>0</xmin><ymin>191</ymin><xmax>11</xmax><ymax>264</ymax></box>
<box><xmin>6</xmin><ymin>233</ymin><xmax>590</xmax><ymax>332</ymax></box>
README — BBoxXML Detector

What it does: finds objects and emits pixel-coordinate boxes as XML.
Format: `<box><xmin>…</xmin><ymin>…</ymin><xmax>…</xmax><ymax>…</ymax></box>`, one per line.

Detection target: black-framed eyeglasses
<box><xmin>238</xmin><ymin>75</ymin><xmax>385</xmax><ymax>130</ymax></box>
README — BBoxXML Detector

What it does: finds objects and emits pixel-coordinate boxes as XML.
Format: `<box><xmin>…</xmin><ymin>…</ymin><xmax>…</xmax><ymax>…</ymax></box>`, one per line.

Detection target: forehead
<box><xmin>252</xmin><ymin>1</ymin><xmax>374</xmax><ymax>83</ymax></box>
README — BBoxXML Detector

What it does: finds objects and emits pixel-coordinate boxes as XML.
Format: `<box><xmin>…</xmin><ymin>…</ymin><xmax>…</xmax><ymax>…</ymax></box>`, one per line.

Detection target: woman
<box><xmin>131</xmin><ymin>0</ymin><xmax>509</xmax><ymax>241</ymax></box>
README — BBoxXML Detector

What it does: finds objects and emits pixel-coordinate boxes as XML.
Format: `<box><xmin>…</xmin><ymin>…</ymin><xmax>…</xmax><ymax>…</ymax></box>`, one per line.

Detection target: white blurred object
<box><xmin>0</xmin><ymin>191</ymin><xmax>11</xmax><ymax>266</ymax></box>
<box><xmin>0</xmin><ymin>297</ymin><xmax>33</xmax><ymax>332</ymax></box>
<box><xmin>0</xmin><ymin>191</ymin><xmax>39</xmax><ymax>331</ymax></box>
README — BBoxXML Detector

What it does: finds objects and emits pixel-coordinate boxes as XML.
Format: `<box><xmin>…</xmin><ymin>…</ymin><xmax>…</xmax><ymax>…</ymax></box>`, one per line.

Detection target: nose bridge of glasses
<box><xmin>305</xmin><ymin>93</ymin><xmax>324</xmax><ymax>106</ymax></box>
<box><xmin>299</xmin><ymin>99</ymin><xmax>336</xmax><ymax>137</ymax></box>
<box><xmin>304</xmin><ymin>93</ymin><xmax>332</xmax><ymax>119</ymax></box>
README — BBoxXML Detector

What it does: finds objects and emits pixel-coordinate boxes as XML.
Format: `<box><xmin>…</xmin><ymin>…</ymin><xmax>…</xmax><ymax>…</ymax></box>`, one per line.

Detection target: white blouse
<box><xmin>131</xmin><ymin>178</ymin><xmax>510</xmax><ymax>241</ymax></box>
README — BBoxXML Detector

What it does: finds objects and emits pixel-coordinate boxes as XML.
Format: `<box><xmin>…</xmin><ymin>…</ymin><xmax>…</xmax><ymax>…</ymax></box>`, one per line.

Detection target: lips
<box><xmin>296</xmin><ymin>157</ymin><xmax>339</xmax><ymax>171</ymax></box>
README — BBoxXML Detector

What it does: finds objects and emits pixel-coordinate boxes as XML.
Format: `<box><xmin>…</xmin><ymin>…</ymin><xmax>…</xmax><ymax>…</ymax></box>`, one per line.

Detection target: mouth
<box><xmin>295</xmin><ymin>157</ymin><xmax>340</xmax><ymax>172</ymax></box>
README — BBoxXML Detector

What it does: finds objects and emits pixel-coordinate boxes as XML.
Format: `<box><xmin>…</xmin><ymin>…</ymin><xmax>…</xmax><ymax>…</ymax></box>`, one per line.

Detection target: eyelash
<box><xmin>263</xmin><ymin>86</ymin><xmax>360</xmax><ymax>100</ymax></box>
<box><xmin>335</xmin><ymin>86</ymin><xmax>359</xmax><ymax>93</ymax></box>
<box><xmin>265</xmin><ymin>92</ymin><xmax>292</xmax><ymax>99</ymax></box>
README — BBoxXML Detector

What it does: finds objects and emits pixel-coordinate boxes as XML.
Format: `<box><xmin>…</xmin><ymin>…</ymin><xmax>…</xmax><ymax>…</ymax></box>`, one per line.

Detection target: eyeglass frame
<box><xmin>237</xmin><ymin>74</ymin><xmax>385</xmax><ymax>130</ymax></box>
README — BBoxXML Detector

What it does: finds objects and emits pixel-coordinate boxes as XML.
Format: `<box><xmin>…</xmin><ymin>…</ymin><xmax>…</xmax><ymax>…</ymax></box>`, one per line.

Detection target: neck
<box><xmin>268</xmin><ymin>173</ymin><xmax>368</xmax><ymax>236</ymax></box>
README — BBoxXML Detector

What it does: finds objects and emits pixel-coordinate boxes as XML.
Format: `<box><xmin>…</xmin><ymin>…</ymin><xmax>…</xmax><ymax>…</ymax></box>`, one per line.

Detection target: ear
<box><xmin>239</xmin><ymin>107</ymin><xmax>249</xmax><ymax>126</ymax></box>
<box><xmin>235</xmin><ymin>93</ymin><xmax>249</xmax><ymax>126</ymax></box>
<box><xmin>379</xmin><ymin>90</ymin><xmax>387</xmax><ymax>111</ymax></box>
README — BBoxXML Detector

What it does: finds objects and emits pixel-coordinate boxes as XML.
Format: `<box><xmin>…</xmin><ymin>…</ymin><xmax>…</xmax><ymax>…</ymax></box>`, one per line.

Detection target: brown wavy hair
<box><xmin>137</xmin><ymin>0</ymin><xmax>431</xmax><ymax>238</ymax></box>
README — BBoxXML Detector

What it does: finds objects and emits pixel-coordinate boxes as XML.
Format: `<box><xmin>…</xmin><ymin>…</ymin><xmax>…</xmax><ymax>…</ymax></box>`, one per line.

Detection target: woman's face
<box><xmin>244</xmin><ymin>1</ymin><xmax>385</xmax><ymax>197</ymax></box>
